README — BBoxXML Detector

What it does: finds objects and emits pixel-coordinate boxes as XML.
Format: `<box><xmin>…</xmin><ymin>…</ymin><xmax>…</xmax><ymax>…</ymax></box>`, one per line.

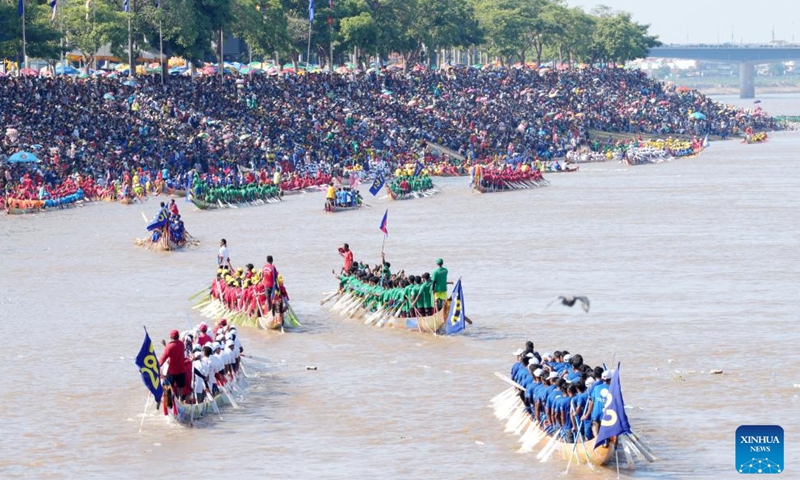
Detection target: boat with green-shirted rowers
<box><xmin>321</xmin><ymin>267</ymin><xmax>469</xmax><ymax>334</ymax></box>
<box><xmin>190</xmin><ymin>181</ymin><xmax>283</xmax><ymax>210</ymax></box>
<box><xmin>385</xmin><ymin>174</ymin><xmax>439</xmax><ymax>200</ymax></box>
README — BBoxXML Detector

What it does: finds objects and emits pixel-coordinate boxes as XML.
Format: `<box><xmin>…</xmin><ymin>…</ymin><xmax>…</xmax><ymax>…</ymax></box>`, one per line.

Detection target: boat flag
<box><xmin>594</xmin><ymin>362</ymin><xmax>632</xmax><ymax>449</ymax></box>
<box><xmin>135</xmin><ymin>327</ymin><xmax>164</xmax><ymax>405</ymax></box>
<box><xmin>17</xmin><ymin>0</ymin><xmax>23</xmax><ymax>17</ymax></box>
<box><xmin>50</xmin><ymin>0</ymin><xmax>57</xmax><ymax>20</ymax></box>
<box><xmin>445</xmin><ymin>279</ymin><xmax>466</xmax><ymax>334</ymax></box>
<box><xmin>369</xmin><ymin>172</ymin><xmax>385</xmax><ymax>196</ymax></box>
<box><xmin>308</xmin><ymin>0</ymin><xmax>314</xmax><ymax>22</ymax></box>
<box><xmin>702</xmin><ymin>133</ymin><xmax>709</xmax><ymax>148</ymax></box>
<box><xmin>123</xmin><ymin>0</ymin><xmax>129</xmax><ymax>12</ymax></box>
<box><xmin>146</xmin><ymin>208</ymin><xmax>169</xmax><ymax>231</ymax></box>
<box><xmin>413</xmin><ymin>161</ymin><xmax>424</xmax><ymax>177</ymax></box>
<box><xmin>379</xmin><ymin>209</ymin><xmax>388</xmax><ymax>236</ymax></box>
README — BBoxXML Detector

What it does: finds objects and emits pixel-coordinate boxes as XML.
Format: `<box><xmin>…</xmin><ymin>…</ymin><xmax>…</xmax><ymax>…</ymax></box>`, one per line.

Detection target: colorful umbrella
<box><xmin>7</xmin><ymin>151</ymin><xmax>40</xmax><ymax>163</ymax></box>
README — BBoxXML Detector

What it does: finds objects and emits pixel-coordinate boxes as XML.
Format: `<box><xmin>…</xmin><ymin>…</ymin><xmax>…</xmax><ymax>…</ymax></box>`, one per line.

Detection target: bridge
<box><xmin>648</xmin><ymin>44</ymin><xmax>800</xmax><ymax>98</ymax></box>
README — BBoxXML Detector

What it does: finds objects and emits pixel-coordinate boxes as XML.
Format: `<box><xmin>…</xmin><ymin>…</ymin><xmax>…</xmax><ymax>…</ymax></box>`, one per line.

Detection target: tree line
<box><xmin>0</xmin><ymin>0</ymin><xmax>660</xmax><ymax>70</ymax></box>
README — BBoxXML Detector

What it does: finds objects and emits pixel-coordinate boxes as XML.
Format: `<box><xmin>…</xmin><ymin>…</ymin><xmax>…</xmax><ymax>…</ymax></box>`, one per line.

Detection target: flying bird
<box><xmin>545</xmin><ymin>295</ymin><xmax>590</xmax><ymax>313</ymax></box>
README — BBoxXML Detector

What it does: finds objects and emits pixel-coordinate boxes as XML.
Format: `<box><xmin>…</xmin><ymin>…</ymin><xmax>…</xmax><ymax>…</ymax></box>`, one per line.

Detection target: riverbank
<box><xmin>670</xmin><ymin>76</ymin><xmax>800</xmax><ymax>96</ymax></box>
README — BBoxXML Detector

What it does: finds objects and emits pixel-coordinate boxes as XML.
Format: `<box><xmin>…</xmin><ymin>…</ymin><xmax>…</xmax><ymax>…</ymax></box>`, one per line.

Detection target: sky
<box><xmin>568</xmin><ymin>0</ymin><xmax>800</xmax><ymax>45</ymax></box>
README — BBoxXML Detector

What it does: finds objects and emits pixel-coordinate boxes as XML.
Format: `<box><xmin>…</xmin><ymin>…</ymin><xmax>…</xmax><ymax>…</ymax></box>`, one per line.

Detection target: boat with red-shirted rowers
<box><xmin>192</xmin><ymin>270</ymin><xmax>301</xmax><ymax>330</ymax></box>
<box><xmin>471</xmin><ymin>165</ymin><xmax>548</xmax><ymax>193</ymax></box>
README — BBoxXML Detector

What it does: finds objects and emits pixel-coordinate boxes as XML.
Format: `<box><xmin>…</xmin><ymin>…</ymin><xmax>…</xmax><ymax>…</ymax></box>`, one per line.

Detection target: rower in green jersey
<box><xmin>419</xmin><ymin>272</ymin><xmax>434</xmax><ymax>316</ymax></box>
<box><xmin>431</xmin><ymin>258</ymin><xmax>452</xmax><ymax>311</ymax></box>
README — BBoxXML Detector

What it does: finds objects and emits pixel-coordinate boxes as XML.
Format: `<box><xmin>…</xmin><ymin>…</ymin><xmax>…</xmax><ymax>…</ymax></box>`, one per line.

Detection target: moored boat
<box><xmin>6</xmin><ymin>194</ymin><xmax>86</xmax><ymax>215</ymax></box>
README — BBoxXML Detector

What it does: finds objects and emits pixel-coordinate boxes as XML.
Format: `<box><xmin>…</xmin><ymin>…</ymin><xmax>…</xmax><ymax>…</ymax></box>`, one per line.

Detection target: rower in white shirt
<box><xmin>191</xmin><ymin>348</ymin><xmax>212</xmax><ymax>403</ymax></box>
<box><xmin>205</xmin><ymin>344</ymin><xmax>224</xmax><ymax>394</ymax></box>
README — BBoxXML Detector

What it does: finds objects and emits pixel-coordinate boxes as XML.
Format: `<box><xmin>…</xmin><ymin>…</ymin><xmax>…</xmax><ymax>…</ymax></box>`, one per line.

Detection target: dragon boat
<box><xmin>472</xmin><ymin>166</ymin><xmax>548</xmax><ymax>193</ymax></box>
<box><xmin>385</xmin><ymin>174</ymin><xmax>439</xmax><ymax>200</ymax></box>
<box><xmin>490</xmin><ymin>370</ymin><xmax>657</xmax><ymax>469</ymax></box>
<box><xmin>162</xmin><ymin>368</ymin><xmax>248</xmax><ymax>425</ymax></box>
<box><xmin>192</xmin><ymin>276</ymin><xmax>301</xmax><ymax>331</ymax></box>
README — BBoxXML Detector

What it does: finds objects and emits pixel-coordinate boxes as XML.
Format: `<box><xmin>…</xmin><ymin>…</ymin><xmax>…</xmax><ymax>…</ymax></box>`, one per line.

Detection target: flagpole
<box><xmin>159</xmin><ymin>19</ymin><xmax>164</xmax><ymax>85</ymax></box>
<box><xmin>306</xmin><ymin>21</ymin><xmax>312</xmax><ymax>69</ymax></box>
<box><xmin>59</xmin><ymin>0</ymin><xmax>65</xmax><ymax>73</ymax></box>
<box><xmin>127</xmin><ymin>15</ymin><xmax>133</xmax><ymax>78</ymax></box>
<box><xmin>21</xmin><ymin>0</ymin><xmax>27</xmax><ymax>72</ymax></box>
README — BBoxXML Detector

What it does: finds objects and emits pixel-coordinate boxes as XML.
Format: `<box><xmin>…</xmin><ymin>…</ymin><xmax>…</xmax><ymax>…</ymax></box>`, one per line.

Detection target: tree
<box><xmin>590</xmin><ymin>10</ymin><xmax>660</xmax><ymax>64</ymax></box>
<box><xmin>0</xmin><ymin>1</ymin><xmax>62</xmax><ymax>62</ymax></box>
<box><xmin>62</xmin><ymin>0</ymin><xmax>127</xmax><ymax>68</ymax></box>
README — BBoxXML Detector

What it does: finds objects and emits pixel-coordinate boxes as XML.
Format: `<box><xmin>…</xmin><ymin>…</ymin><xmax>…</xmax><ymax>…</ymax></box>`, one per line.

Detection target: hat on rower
<box><xmin>212</xmin><ymin>342</ymin><xmax>221</xmax><ymax>351</ymax></box>
<box><xmin>219</xmin><ymin>319</ymin><xmax>228</xmax><ymax>326</ymax></box>
<box><xmin>192</xmin><ymin>345</ymin><xmax>202</xmax><ymax>352</ymax></box>
<box><xmin>226</xmin><ymin>340</ymin><xmax>235</xmax><ymax>348</ymax></box>
<box><xmin>602</xmin><ymin>370</ymin><xmax>612</xmax><ymax>380</ymax></box>
<box><xmin>533</xmin><ymin>368</ymin><xmax>543</xmax><ymax>378</ymax></box>
<box><xmin>585</xmin><ymin>377</ymin><xmax>596</xmax><ymax>388</ymax></box>
<box><xmin>436</xmin><ymin>258</ymin><xmax>443</xmax><ymax>265</ymax></box>
<box><xmin>563</xmin><ymin>354</ymin><xmax>572</xmax><ymax>363</ymax></box>
<box><xmin>548</xmin><ymin>371</ymin><xmax>559</xmax><ymax>380</ymax></box>
<box><xmin>513</xmin><ymin>348</ymin><xmax>524</xmax><ymax>356</ymax></box>
<box><xmin>169</xmin><ymin>329</ymin><xmax>179</xmax><ymax>339</ymax></box>
<box><xmin>199</xmin><ymin>323</ymin><xmax>208</xmax><ymax>332</ymax></box>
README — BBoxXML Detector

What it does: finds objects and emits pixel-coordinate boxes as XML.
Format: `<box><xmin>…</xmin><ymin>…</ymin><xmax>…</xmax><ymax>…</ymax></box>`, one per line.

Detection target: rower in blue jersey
<box><xmin>559</xmin><ymin>384</ymin><xmax>576</xmax><ymax>443</ymax></box>
<box><xmin>571</xmin><ymin>379</ymin><xmax>593</xmax><ymax>440</ymax></box>
<box><xmin>583</xmin><ymin>369</ymin><xmax>611</xmax><ymax>438</ymax></box>
<box><xmin>524</xmin><ymin>367</ymin><xmax>543</xmax><ymax>414</ymax></box>
<box><xmin>510</xmin><ymin>349</ymin><xmax>524</xmax><ymax>379</ymax></box>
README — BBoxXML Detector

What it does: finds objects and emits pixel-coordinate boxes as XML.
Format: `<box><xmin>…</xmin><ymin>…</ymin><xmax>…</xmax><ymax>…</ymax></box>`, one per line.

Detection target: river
<box><xmin>1</xmin><ymin>106</ymin><xmax>798</xmax><ymax>480</ymax></box>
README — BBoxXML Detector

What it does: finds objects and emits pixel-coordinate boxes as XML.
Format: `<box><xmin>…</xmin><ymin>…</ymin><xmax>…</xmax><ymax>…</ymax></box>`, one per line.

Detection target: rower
<box><xmin>197</xmin><ymin>323</ymin><xmax>213</xmax><ymax>346</ymax></box>
<box><xmin>583</xmin><ymin>369</ymin><xmax>611</xmax><ymax>437</ymax></box>
<box><xmin>261</xmin><ymin>255</ymin><xmax>278</xmax><ymax>309</ymax></box>
<box><xmin>159</xmin><ymin>329</ymin><xmax>188</xmax><ymax>401</ymax></box>
<box><xmin>205</xmin><ymin>345</ymin><xmax>223</xmax><ymax>395</ymax></box>
<box><xmin>431</xmin><ymin>258</ymin><xmax>452</xmax><ymax>311</ymax></box>
<box><xmin>325</xmin><ymin>182</ymin><xmax>335</xmax><ymax>211</ymax></box>
<box><xmin>339</xmin><ymin>243</ymin><xmax>353</xmax><ymax>273</ymax></box>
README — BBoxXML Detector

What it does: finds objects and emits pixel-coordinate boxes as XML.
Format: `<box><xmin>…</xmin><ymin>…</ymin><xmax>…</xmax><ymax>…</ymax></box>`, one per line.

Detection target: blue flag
<box><xmin>135</xmin><ymin>328</ymin><xmax>164</xmax><ymax>404</ymax></box>
<box><xmin>369</xmin><ymin>172</ymin><xmax>385</xmax><ymax>196</ymax></box>
<box><xmin>379</xmin><ymin>209</ymin><xmax>388</xmax><ymax>236</ymax></box>
<box><xmin>146</xmin><ymin>208</ymin><xmax>169</xmax><ymax>231</ymax></box>
<box><xmin>594</xmin><ymin>362</ymin><xmax>632</xmax><ymax>449</ymax></box>
<box><xmin>123</xmin><ymin>0</ymin><xmax>129</xmax><ymax>12</ymax></box>
<box><xmin>413</xmin><ymin>161</ymin><xmax>424</xmax><ymax>177</ymax></box>
<box><xmin>308</xmin><ymin>0</ymin><xmax>314</xmax><ymax>22</ymax></box>
<box><xmin>18</xmin><ymin>0</ymin><xmax>24</xmax><ymax>17</ymax></box>
<box><xmin>445</xmin><ymin>279</ymin><xmax>466</xmax><ymax>334</ymax></box>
